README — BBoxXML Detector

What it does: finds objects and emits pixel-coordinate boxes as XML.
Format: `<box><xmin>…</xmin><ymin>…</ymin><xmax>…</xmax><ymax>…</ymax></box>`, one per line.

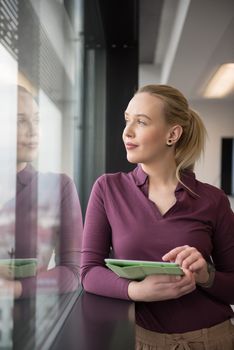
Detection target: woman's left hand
<box><xmin>162</xmin><ymin>245</ymin><xmax>210</xmax><ymax>285</ymax></box>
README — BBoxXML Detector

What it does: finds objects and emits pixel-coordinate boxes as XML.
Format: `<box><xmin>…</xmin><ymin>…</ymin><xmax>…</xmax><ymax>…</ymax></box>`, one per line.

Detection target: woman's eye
<box><xmin>17</xmin><ymin>119</ymin><xmax>26</xmax><ymax>125</ymax></box>
<box><xmin>138</xmin><ymin>120</ymin><xmax>146</xmax><ymax>125</ymax></box>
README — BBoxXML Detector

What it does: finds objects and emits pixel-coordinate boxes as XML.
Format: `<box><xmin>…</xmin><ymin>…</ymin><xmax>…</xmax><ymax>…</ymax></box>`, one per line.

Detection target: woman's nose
<box><xmin>123</xmin><ymin>123</ymin><xmax>135</xmax><ymax>138</ymax></box>
<box><xmin>27</xmin><ymin>121</ymin><xmax>38</xmax><ymax>136</ymax></box>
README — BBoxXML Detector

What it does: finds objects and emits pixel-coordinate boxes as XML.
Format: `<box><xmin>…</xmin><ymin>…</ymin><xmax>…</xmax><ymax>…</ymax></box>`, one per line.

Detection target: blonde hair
<box><xmin>136</xmin><ymin>84</ymin><xmax>207</xmax><ymax>183</ymax></box>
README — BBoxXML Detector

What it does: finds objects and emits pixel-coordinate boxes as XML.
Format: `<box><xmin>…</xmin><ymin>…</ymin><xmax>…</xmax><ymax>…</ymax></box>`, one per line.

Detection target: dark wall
<box><xmin>84</xmin><ymin>0</ymin><xmax>139</xmax><ymax>174</ymax></box>
<box><xmin>221</xmin><ymin>138</ymin><xmax>233</xmax><ymax>195</ymax></box>
<box><xmin>105</xmin><ymin>47</ymin><xmax>138</xmax><ymax>173</ymax></box>
<box><xmin>101</xmin><ymin>0</ymin><xmax>139</xmax><ymax>173</ymax></box>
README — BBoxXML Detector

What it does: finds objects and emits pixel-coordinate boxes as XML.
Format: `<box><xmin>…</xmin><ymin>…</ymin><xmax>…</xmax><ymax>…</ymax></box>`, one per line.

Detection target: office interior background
<box><xmin>0</xmin><ymin>0</ymin><xmax>233</xmax><ymax>349</ymax></box>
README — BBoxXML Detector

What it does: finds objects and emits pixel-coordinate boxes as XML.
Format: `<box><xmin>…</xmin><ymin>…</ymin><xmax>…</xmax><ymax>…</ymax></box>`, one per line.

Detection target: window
<box><xmin>0</xmin><ymin>0</ymin><xmax>84</xmax><ymax>348</ymax></box>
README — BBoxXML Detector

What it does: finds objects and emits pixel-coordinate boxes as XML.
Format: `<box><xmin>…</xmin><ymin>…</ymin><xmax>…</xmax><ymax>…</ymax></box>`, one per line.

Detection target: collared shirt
<box><xmin>1</xmin><ymin>164</ymin><xmax>83</xmax><ymax>297</ymax></box>
<box><xmin>81</xmin><ymin>165</ymin><xmax>234</xmax><ymax>333</ymax></box>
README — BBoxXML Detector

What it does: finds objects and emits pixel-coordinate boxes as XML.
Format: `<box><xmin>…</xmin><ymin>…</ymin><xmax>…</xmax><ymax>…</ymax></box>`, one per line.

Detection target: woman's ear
<box><xmin>166</xmin><ymin>125</ymin><xmax>183</xmax><ymax>146</ymax></box>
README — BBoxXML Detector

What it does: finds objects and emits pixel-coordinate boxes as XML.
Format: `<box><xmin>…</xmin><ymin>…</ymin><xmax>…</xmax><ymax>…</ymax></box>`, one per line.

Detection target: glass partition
<box><xmin>0</xmin><ymin>0</ymin><xmax>84</xmax><ymax>348</ymax></box>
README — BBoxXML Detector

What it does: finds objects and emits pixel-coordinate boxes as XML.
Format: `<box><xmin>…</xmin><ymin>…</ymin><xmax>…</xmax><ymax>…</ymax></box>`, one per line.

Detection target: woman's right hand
<box><xmin>0</xmin><ymin>278</ymin><xmax>22</xmax><ymax>298</ymax></box>
<box><xmin>127</xmin><ymin>268</ymin><xmax>196</xmax><ymax>302</ymax></box>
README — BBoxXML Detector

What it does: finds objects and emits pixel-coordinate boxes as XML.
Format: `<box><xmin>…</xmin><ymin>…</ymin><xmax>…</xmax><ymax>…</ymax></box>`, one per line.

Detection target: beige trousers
<box><xmin>135</xmin><ymin>319</ymin><xmax>234</xmax><ymax>350</ymax></box>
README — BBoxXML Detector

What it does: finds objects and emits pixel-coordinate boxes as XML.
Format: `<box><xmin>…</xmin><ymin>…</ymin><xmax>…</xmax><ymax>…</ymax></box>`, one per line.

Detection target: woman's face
<box><xmin>122</xmin><ymin>92</ymin><xmax>171</xmax><ymax>165</ymax></box>
<box><xmin>17</xmin><ymin>90</ymin><xmax>39</xmax><ymax>168</ymax></box>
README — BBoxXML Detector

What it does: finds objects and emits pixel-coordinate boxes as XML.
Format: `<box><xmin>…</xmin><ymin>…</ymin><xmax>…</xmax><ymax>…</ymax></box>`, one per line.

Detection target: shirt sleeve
<box><xmin>81</xmin><ymin>176</ymin><xmax>131</xmax><ymax>300</ymax></box>
<box><xmin>199</xmin><ymin>192</ymin><xmax>234</xmax><ymax>305</ymax></box>
<box><xmin>20</xmin><ymin>175</ymin><xmax>83</xmax><ymax>297</ymax></box>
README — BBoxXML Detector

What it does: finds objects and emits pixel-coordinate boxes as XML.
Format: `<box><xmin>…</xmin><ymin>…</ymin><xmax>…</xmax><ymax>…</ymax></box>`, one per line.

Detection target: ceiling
<box><xmin>139</xmin><ymin>0</ymin><xmax>234</xmax><ymax>101</ymax></box>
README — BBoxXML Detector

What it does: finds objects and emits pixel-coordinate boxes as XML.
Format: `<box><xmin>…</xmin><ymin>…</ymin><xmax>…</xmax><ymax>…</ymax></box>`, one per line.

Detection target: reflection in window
<box><xmin>0</xmin><ymin>0</ymin><xmax>84</xmax><ymax>348</ymax></box>
<box><xmin>0</xmin><ymin>49</ymin><xmax>17</xmax><ymax>270</ymax></box>
<box><xmin>0</xmin><ymin>299</ymin><xmax>13</xmax><ymax>348</ymax></box>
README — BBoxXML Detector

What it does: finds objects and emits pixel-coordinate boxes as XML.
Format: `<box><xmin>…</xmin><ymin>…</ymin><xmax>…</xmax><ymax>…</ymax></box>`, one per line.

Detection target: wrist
<box><xmin>128</xmin><ymin>280</ymin><xmax>140</xmax><ymax>301</ymax></box>
<box><xmin>14</xmin><ymin>280</ymin><xmax>23</xmax><ymax>298</ymax></box>
<box><xmin>197</xmin><ymin>263</ymin><xmax>215</xmax><ymax>288</ymax></box>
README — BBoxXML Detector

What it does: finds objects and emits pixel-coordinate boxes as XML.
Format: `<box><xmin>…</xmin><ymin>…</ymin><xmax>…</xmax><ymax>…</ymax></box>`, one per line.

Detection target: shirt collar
<box><xmin>17</xmin><ymin>163</ymin><xmax>37</xmax><ymax>186</ymax></box>
<box><xmin>132</xmin><ymin>164</ymin><xmax>198</xmax><ymax>199</ymax></box>
<box><xmin>132</xmin><ymin>164</ymin><xmax>148</xmax><ymax>186</ymax></box>
<box><xmin>177</xmin><ymin>170</ymin><xmax>198</xmax><ymax>199</ymax></box>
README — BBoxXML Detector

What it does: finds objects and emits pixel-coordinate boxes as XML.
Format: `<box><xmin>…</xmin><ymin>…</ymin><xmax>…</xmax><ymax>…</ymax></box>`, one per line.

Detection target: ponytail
<box><xmin>175</xmin><ymin>108</ymin><xmax>207</xmax><ymax>180</ymax></box>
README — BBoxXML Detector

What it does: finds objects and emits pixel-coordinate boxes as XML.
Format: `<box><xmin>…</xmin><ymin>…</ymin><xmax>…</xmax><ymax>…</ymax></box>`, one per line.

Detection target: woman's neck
<box><xmin>140</xmin><ymin>161</ymin><xmax>178</xmax><ymax>188</ymax></box>
<box><xmin>17</xmin><ymin>162</ymin><xmax>27</xmax><ymax>173</ymax></box>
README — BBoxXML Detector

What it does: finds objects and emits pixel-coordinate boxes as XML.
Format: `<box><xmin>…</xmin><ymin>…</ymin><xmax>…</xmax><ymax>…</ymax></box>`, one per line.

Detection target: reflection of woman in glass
<box><xmin>17</xmin><ymin>86</ymin><xmax>39</xmax><ymax>172</ymax></box>
<box><xmin>81</xmin><ymin>85</ymin><xmax>234</xmax><ymax>349</ymax></box>
<box><xmin>0</xmin><ymin>86</ymin><xmax>83</xmax><ymax>298</ymax></box>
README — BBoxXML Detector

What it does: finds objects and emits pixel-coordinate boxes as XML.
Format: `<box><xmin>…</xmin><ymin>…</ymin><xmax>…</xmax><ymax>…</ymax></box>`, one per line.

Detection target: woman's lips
<box><xmin>27</xmin><ymin>143</ymin><xmax>38</xmax><ymax>149</ymax></box>
<box><xmin>20</xmin><ymin>142</ymin><xmax>38</xmax><ymax>149</ymax></box>
<box><xmin>125</xmin><ymin>142</ymin><xmax>138</xmax><ymax>150</ymax></box>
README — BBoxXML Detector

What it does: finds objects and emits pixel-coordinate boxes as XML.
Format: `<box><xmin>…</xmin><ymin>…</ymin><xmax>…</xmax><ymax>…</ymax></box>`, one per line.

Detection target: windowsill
<box><xmin>9</xmin><ymin>288</ymin><xmax>135</xmax><ymax>350</ymax></box>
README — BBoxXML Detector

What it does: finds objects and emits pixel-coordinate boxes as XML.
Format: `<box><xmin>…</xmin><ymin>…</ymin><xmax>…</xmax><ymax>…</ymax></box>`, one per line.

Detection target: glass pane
<box><xmin>0</xmin><ymin>0</ymin><xmax>84</xmax><ymax>348</ymax></box>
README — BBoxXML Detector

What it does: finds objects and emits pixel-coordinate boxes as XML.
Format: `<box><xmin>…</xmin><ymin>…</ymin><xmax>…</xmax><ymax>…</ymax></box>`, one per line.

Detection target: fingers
<box><xmin>175</xmin><ymin>247</ymin><xmax>202</xmax><ymax>270</ymax></box>
<box><xmin>144</xmin><ymin>274</ymin><xmax>183</xmax><ymax>284</ymax></box>
<box><xmin>162</xmin><ymin>245</ymin><xmax>205</xmax><ymax>272</ymax></box>
<box><xmin>162</xmin><ymin>245</ymin><xmax>189</xmax><ymax>262</ymax></box>
<box><xmin>129</xmin><ymin>251</ymin><xmax>199</xmax><ymax>302</ymax></box>
<box><xmin>145</xmin><ymin>270</ymin><xmax>196</xmax><ymax>298</ymax></box>
<box><xmin>0</xmin><ymin>279</ymin><xmax>22</xmax><ymax>299</ymax></box>
<box><xmin>170</xmin><ymin>269</ymin><xmax>196</xmax><ymax>297</ymax></box>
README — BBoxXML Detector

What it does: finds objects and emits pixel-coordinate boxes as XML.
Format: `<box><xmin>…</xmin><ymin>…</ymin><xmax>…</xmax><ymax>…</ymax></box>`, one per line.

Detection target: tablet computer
<box><xmin>105</xmin><ymin>258</ymin><xmax>184</xmax><ymax>280</ymax></box>
<box><xmin>0</xmin><ymin>258</ymin><xmax>37</xmax><ymax>278</ymax></box>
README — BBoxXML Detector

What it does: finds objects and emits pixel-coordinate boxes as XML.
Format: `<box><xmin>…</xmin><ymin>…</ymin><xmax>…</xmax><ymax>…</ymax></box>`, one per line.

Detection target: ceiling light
<box><xmin>203</xmin><ymin>63</ymin><xmax>234</xmax><ymax>98</ymax></box>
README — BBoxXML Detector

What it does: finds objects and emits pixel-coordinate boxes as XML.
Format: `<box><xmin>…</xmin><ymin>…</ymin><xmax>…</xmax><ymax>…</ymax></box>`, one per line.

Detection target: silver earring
<box><xmin>166</xmin><ymin>139</ymin><xmax>173</xmax><ymax>147</ymax></box>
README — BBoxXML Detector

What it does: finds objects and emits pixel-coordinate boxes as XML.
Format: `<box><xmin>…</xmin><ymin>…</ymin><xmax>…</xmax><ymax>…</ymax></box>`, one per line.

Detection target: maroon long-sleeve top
<box><xmin>1</xmin><ymin>164</ymin><xmax>83</xmax><ymax>297</ymax></box>
<box><xmin>81</xmin><ymin>165</ymin><xmax>234</xmax><ymax>333</ymax></box>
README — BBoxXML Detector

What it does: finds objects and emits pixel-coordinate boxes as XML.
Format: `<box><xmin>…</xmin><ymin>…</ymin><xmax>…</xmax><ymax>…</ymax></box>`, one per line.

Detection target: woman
<box><xmin>81</xmin><ymin>85</ymin><xmax>234</xmax><ymax>349</ymax></box>
<box><xmin>0</xmin><ymin>86</ymin><xmax>83</xmax><ymax>298</ymax></box>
